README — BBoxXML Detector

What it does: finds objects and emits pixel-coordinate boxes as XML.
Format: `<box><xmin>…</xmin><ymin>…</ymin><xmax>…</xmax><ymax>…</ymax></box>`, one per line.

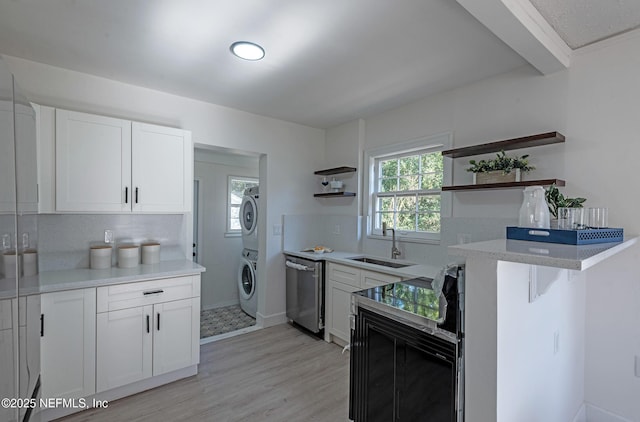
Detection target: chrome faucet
<box><xmin>382</xmin><ymin>222</ymin><xmax>401</xmax><ymax>259</ymax></box>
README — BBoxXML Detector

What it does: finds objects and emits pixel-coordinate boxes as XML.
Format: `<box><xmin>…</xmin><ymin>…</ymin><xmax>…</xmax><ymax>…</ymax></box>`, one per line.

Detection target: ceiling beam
<box><xmin>456</xmin><ymin>0</ymin><xmax>572</xmax><ymax>74</ymax></box>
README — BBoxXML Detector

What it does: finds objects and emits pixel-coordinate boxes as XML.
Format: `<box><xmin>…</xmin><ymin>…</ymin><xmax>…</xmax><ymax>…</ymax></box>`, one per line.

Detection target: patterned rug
<box><xmin>200</xmin><ymin>305</ymin><xmax>256</xmax><ymax>339</ymax></box>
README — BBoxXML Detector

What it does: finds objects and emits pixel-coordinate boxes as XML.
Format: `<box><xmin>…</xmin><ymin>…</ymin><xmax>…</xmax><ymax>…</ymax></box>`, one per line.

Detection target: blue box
<box><xmin>506</xmin><ymin>226</ymin><xmax>624</xmax><ymax>245</ymax></box>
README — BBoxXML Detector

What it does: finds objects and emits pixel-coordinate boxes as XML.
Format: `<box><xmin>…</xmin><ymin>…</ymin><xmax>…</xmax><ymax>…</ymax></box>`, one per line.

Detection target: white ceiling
<box><xmin>0</xmin><ymin>1</ymin><xmax>638</xmax><ymax>129</ymax></box>
<box><xmin>530</xmin><ymin>0</ymin><xmax>640</xmax><ymax>49</ymax></box>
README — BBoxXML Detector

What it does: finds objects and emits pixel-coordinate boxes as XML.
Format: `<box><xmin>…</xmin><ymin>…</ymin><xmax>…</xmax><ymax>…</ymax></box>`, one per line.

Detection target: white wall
<box><xmin>322</xmin><ymin>28</ymin><xmax>640</xmax><ymax>421</ymax></box>
<box><xmin>3</xmin><ymin>56</ymin><xmax>326</xmax><ymax>327</ymax></box>
<box><xmin>194</xmin><ymin>149</ymin><xmax>258</xmax><ymax>310</ymax></box>
<box><xmin>496</xmin><ymin>263</ymin><xmax>585</xmax><ymax>422</ymax></box>
<box><xmin>566</xmin><ymin>32</ymin><xmax>640</xmax><ymax>422</ymax></box>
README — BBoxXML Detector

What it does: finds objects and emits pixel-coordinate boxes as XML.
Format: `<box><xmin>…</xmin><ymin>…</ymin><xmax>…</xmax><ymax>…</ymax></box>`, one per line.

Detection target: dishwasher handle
<box><xmin>286</xmin><ymin>260</ymin><xmax>315</xmax><ymax>271</ymax></box>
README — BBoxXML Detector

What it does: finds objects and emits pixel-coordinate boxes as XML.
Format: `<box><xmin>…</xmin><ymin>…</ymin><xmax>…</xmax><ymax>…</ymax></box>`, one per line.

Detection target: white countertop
<box><xmin>283</xmin><ymin>249</ymin><xmax>442</xmax><ymax>279</ymax></box>
<box><xmin>448</xmin><ymin>237</ymin><xmax>638</xmax><ymax>271</ymax></box>
<box><xmin>0</xmin><ymin>259</ymin><xmax>205</xmax><ymax>299</ymax></box>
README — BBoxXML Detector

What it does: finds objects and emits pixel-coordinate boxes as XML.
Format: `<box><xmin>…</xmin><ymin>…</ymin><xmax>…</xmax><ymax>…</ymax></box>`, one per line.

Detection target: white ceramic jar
<box><xmin>22</xmin><ymin>249</ymin><xmax>38</xmax><ymax>276</ymax></box>
<box><xmin>141</xmin><ymin>242</ymin><xmax>160</xmax><ymax>265</ymax></box>
<box><xmin>2</xmin><ymin>251</ymin><xmax>19</xmax><ymax>278</ymax></box>
<box><xmin>90</xmin><ymin>245</ymin><xmax>112</xmax><ymax>269</ymax></box>
<box><xmin>118</xmin><ymin>245</ymin><xmax>139</xmax><ymax>268</ymax></box>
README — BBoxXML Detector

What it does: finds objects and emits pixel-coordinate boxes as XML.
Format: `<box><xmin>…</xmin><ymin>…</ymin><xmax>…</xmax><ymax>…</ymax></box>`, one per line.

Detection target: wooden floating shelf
<box><xmin>442</xmin><ymin>179</ymin><xmax>565</xmax><ymax>192</ymax></box>
<box><xmin>314</xmin><ymin>192</ymin><xmax>357</xmax><ymax>198</ymax></box>
<box><xmin>442</xmin><ymin>132</ymin><xmax>565</xmax><ymax>158</ymax></box>
<box><xmin>314</xmin><ymin>166</ymin><xmax>357</xmax><ymax>176</ymax></box>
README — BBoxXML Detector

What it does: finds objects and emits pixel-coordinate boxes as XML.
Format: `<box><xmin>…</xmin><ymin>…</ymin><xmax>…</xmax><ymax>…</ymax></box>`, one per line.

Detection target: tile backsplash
<box><xmin>38</xmin><ymin>214</ymin><xmax>186</xmax><ymax>271</ymax></box>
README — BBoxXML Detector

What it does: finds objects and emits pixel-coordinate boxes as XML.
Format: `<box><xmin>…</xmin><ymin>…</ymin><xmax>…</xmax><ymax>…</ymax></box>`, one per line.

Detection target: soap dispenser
<box><xmin>519</xmin><ymin>186</ymin><xmax>550</xmax><ymax>229</ymax></box>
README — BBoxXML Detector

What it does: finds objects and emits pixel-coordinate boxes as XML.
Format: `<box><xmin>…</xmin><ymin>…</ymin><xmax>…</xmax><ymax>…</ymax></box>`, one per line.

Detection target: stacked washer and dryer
<box><xmin>238</xmin><ymin>186</ymin><xmax>259</xmax><ymax>318</ymax></box>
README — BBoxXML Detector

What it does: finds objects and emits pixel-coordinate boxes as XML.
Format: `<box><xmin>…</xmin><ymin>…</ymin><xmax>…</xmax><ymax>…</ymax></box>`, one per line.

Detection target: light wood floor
<box><xmin>57</xmin><ymin>324</ymin><xmax>351</xmax><ymax>422</ymax></box>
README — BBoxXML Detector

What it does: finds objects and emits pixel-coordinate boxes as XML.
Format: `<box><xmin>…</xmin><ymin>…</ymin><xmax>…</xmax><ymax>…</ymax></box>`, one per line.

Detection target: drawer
<box><xmin>328</xmin><ymin>263</ymin><xmax>360</xmax><ymax>288</ymax></box>
<box><xmin>361</xmin><ymin>269</ymin><xmax>402</xmax><ymax>289</ymax></box>
<box><xmin>97</xmin><ymin>275</ymin><xmax>200</xmax><ymax>313</ymax></box>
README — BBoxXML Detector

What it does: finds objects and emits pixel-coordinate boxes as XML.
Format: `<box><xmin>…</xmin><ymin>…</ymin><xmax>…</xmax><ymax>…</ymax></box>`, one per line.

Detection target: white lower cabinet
<box><xmin>152</xmin><ymin>298</ymin><xmax>200</xmax><ymax>376</ymax></box>
<box><xmin>96</xmin><ymin>276</ymin><xmax>200</xmax><ymax>393</ymax></box>
<box><xmin>96</xmin><ymin>305</ymin><xmax>153</xmax><ymax>391</ymax></box>
<box><xmin>329</xmin><ymin>281</ymin><xmax>360</xmax><ymax>343</ymax></box>
<box><xmin>41</xmin><ymin>289</ymin><xmax>96</xmax><ymax>400</ymax></box>
<box><xmin>326</xmin><ymin>263</ymin><xmax>402</xmax><ymax>344</ymax></box>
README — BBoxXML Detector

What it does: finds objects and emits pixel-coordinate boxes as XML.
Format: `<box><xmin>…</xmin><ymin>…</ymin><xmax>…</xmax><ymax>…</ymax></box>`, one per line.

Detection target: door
<box><xmin>41</xmin><ymin>289</ymin><xmax>96</xmax><ymax>399</ymax></box>
<box><xmin>237</xmin><ymin>259</ymin><xmax>256</xmax><ymax>301</ymax></box>
<box><xmin>350</xmin><ymin>308</ymin><xmax>457</xmax><ymax>422</ymax></box>
<box><xmin>153</xmin><ymin>298</ymin><xmax>200</xmax><ymax>376</ymax></box>
<box><xmin>131</xmin><ymin>122</ymin><xmax>191</xmax><ymax>213</ymax></box>
<box><xmin>56</xmin><ymin>109</ymin><xmax>132</xmax><ymax>212</ymax></box>
<box><xmin>96</xmin><ymin>305</ymin><xmax>153</xmax><ymax>392</ymax></box>
<box><xmin>240</xmin><ymin>194</ymin><xmax>258</xmax><ymax>236</ymax></box>
<box><xmin>14</xmin><ymin>104</ymin><xmax>38</xmax><ymax>213</ymax></box>
<box><xmin>330</xmin><ymin>281</ymin><xmax>359</xmax><ymax>343</ymax></box>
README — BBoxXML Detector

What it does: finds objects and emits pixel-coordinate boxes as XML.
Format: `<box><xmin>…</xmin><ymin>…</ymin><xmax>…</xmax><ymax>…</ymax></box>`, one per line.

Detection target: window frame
<box><xmin>365</xmin><ymin>133</ymin><xmax>452</xmax><ymax>243</ymax></box>
<box><xmin>227</xmin><ymin>175</ymin><xmax>259</xmax><ymax>235</ymax></box>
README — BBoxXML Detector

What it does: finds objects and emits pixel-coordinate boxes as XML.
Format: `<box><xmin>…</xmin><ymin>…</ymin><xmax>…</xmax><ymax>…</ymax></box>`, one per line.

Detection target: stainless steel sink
<box><xmin>347</xmin><ymin>256</ymin><xmax>414</xmax><ymax>268</ymax></box>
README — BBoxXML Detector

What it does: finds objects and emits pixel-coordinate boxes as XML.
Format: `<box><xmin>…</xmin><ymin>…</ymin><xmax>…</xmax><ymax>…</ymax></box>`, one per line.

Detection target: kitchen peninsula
<box><xmin>449</xmin><ymin>237</ymin><xmax>638</xmax><ymax>422</ymax></box>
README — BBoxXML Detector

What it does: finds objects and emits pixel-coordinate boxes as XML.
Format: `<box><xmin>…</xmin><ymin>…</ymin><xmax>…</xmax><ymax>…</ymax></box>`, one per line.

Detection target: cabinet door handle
<box><xmin>143</xmin><ymin>289</ymin><xmax>164</xmax><ymax>296</ymax></box>
<box><xmin>157</xmin><ymin>313</ymin><xmax>160</xmax><ymax>331</ymax></box>
<box><xmin>146</xmin><ymin>315</ymin><xmax>150</xmax><ymax>333</ymax></box>
<box><xmin>40</xmin><ymin>314</ymin><xmax>44</xmax><ymax>337</ymax></box>
<box><xmin>125</xmin><ymin>187</ymin><xmax>128</xmax><ymax>204</ymax></box>
<box><xmin>135</xmin><ymin>187</ymin><xmax>139</xmax><ymax>204</ymax></box>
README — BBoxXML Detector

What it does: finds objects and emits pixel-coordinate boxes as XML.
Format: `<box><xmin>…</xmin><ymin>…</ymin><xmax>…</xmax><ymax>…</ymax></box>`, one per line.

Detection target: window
<box><xmin>367</xmin><ymin>134</ymin><xmax>451</xmax><ymax>242</ymax></box>
<box><xmin>228</xmin><ymin>176</ymin><xmax>258</xmax><ymax>233</ymax></box>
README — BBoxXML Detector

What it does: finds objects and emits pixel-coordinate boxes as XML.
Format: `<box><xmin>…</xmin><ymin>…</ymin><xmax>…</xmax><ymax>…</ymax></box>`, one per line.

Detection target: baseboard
<box><xmin>257</xmin><ymin>310</ymin><xmax>287</xmax><ymax>328</ymax></box>
<box><xmin>572</xmin><ymin>403</ymin><xmax>587</xmax><ymax>422</ymax></box>
<box><xmin>584</xmin><ymin>403</ymin><xmax>633</xmax><ymax>422</ymax></box>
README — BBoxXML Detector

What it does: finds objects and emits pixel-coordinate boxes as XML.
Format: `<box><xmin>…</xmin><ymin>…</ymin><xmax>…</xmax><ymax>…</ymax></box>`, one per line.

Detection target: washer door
<box><xmin>240</xmin><ymin>195</ymin><xmax>258</xmax><ymax>236</ymax></box>
<box><xmin>238</xmin><ymin>258</ymin><xmax>256</xmax><ymax>300</ymax></box>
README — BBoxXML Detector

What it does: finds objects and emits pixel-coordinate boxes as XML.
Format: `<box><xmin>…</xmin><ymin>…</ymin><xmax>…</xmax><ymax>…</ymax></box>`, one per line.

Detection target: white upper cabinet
<box><xmin>53</xmin><ymin>109</ymin><xmax>191</xmax><ymax>213</ymax></box>
<box><xmin>56</xmin><ymin>109</ymin><xmax>132</xmax><ymax>212</ymax></box>
<box><xmin>131</xmin><ymin>122</ymin><xmax>191</xmax><ymax>213</ymax></box>
<box><xmin>0</xmin><ymin>98</ymin><xmax>38</xmax><ymax>214</ymax></box>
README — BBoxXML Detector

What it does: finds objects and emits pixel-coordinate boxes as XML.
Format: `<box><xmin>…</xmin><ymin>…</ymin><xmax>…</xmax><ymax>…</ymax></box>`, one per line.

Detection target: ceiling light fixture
<box><xmin>230</xmin><ymin>41</ymin><xmax>265</xmax><ymax>61</ymax></box>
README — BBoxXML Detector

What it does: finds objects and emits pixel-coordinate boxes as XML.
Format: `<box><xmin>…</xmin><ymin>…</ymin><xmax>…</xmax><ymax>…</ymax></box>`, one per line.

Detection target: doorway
<box><xmin>192</xmin><ymin>146</ymin><xmax>260</xmax><ymax>342</ymax></box>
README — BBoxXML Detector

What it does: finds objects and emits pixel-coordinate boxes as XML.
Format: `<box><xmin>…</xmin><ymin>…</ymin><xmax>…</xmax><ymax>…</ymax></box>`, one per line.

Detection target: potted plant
<box><xmin>466</xmin><ymin>150</ymin><xmax>535</xmax><ymax>184</ymax></box>
<box><xmin>545</xmin><ymin>184</ymin><xmax>587</xmax><ymax>219</ymax></box>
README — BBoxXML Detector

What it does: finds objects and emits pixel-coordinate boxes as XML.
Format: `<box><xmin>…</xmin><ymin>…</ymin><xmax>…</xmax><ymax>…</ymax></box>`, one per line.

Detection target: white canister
<box><xmin>22</xmin><ymin>249</ymin><xmax>38</xmax><ymax>276</ymax></box>
<box><xmin>141</xmin><ymin>243</ymin><xmax>161</xmax><ymax>265</ymax></box>
<box><xmin>118</xmin><ymin>245</ymin><xmax>139</xmax><ymax>268</ymax></box>
<box><xmin>2</xmin><ymin>251</ymin><xmax>19</xmax><ymax>279</ymax></box>
<box><xmin>90</xmin><ymin>245</ymin><xmax>113</xmax><ymax>270</ymax></box>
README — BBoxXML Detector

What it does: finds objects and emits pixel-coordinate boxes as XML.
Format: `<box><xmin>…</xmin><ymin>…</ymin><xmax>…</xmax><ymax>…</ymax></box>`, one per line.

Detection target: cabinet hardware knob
<box><xmin>135</xmin><ymin>187</ymin><xmax>139</xmax><ymax>204</ymax></box>
<box><xmin>125</xmin><ymin>187</ymin><xmax>128</xmax><ymax>204</ymax></box>
<box><xmin>40</xmin><ymin>314</ymin><xmax>44</xmax><ymax>337</ymax></box>
<box><xmin>146</xmin><ymin>315</ymin><xmax>150</xmax><ymax>333</ymax></box>
<box><xmin>157</xmin><ymin>313</ymin><xmax>160</xmax><ymax>331</ymax></box>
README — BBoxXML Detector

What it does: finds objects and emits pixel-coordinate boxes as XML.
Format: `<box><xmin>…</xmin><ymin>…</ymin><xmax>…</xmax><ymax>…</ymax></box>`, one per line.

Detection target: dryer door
<box><xmin>238</xmin><ymin>258</ymin><xmax>256</xmax><ymax>300</ymax></box>
<box><xmin>240</xmin><ymin>195</ymin><xmax>258</xmax><ymax>236</ymax></box>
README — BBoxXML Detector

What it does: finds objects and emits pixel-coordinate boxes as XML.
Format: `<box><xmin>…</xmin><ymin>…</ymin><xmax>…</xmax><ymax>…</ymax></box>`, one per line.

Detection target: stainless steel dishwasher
<box><xmin>285</xmin><ymin>255</ymin><xmax>324</xmax><ymax>334</ymax></box>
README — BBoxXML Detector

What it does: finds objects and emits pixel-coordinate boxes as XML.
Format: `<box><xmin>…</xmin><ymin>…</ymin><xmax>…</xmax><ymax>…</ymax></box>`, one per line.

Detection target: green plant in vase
<box><xmin>545</xmin><ymin>184</ymin><xmax>586</xmax><ymax>219</ymax></box>
<box><xmin>467</xmin><ymin>150</ymin><xmax>535</xmax><ymax>174</ymax></box>
<box><xmin>466</xmin><ymin>150</ymin><xmax>535</xmax><ymax>184</ymax></box>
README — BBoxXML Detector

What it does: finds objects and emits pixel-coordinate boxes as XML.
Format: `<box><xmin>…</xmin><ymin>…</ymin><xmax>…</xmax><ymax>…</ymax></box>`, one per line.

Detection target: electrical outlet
<box><xmin>553</xmin><ymin>331</ymin><xmax>560</xmax><ymax>355</ymax></box>
<box><xmin>635</xmin><ymin>356</ymin><xmax>640</xmax><ymax>378</ymax></box>
<box><xmin>272</xmin><ymin>224</ymin><xmax>282</xmax><ymax>236</ymax></box>
<box><xmin>104</xmin><ymin>229</ymin><xmax>114</xmax><ymax>244</ymax></box>
<box><xmin>333</xmin><ymin>224</ymin><xmax>341</xmax><ymax>235</ymax></box>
